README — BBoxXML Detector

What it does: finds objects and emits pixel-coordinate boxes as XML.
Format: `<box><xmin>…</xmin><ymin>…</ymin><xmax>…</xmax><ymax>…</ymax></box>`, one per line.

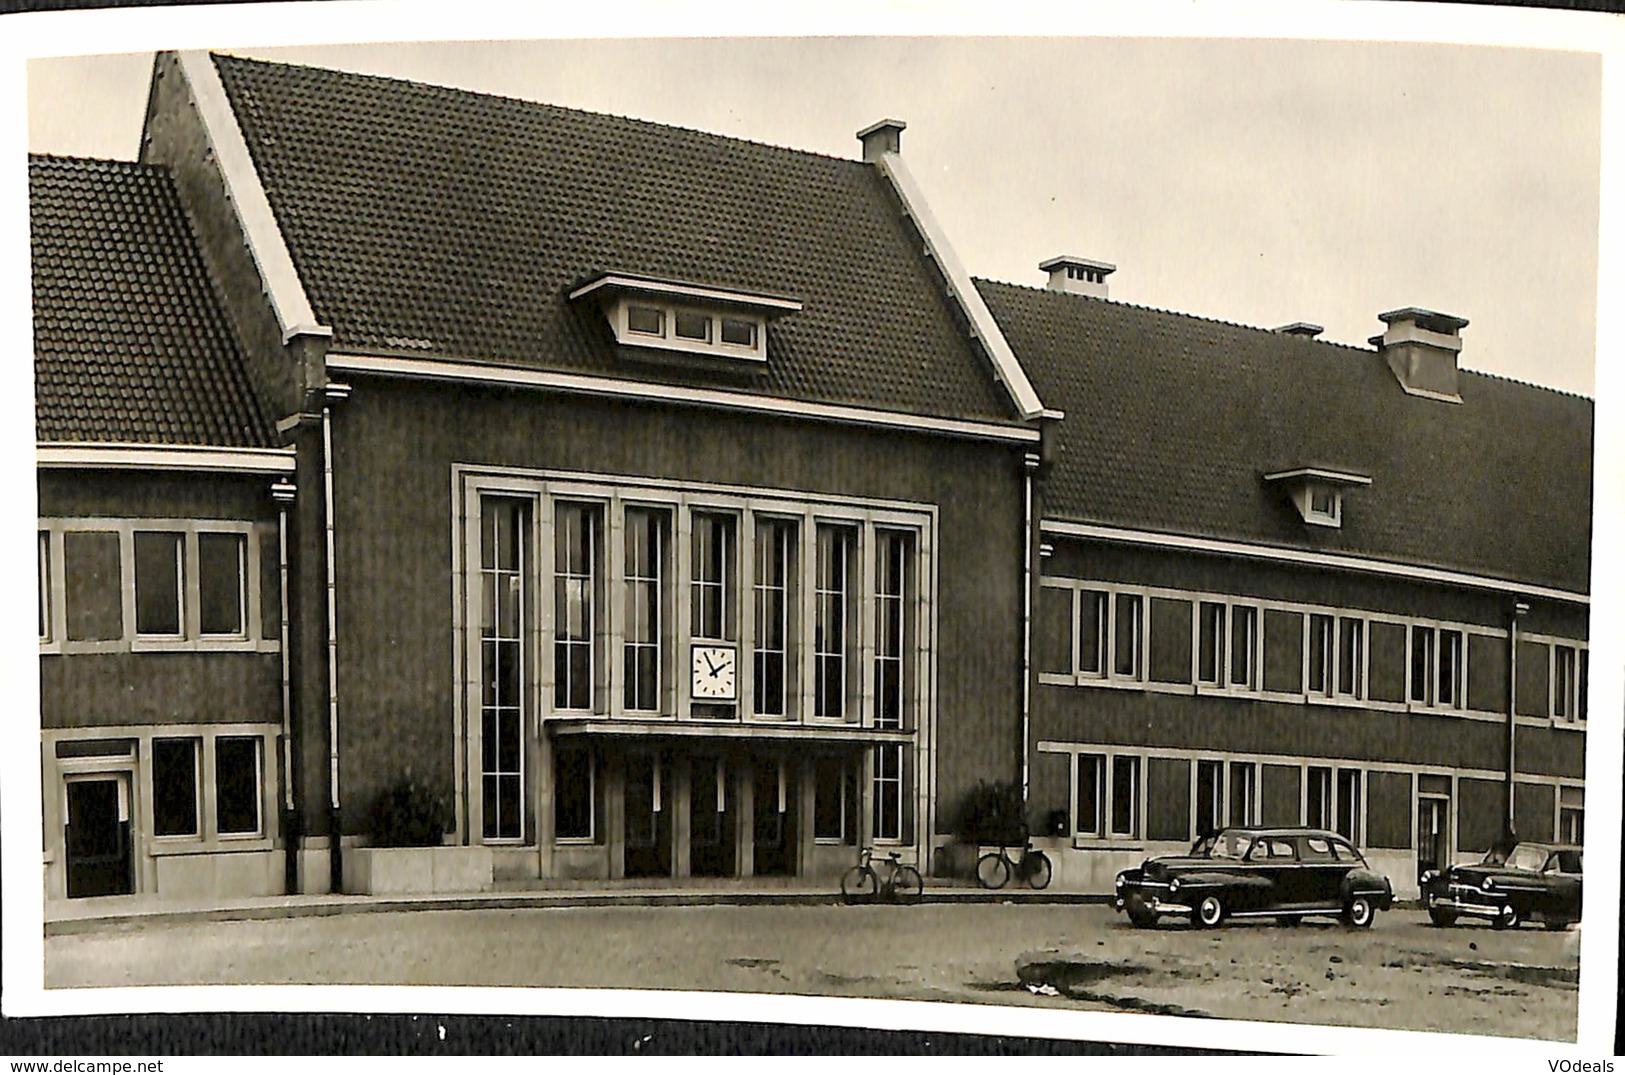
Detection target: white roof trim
<box><xmin>568</xmin><ymin>274</ymin><xmax>803</xmax><ymax>313</ymax></box>
<box><xmin>1262</xmin><ymin>467</ymin><xmax>1373</xmax><ymax>487</ymax></box>
<box><xmin>869</xmin><ymin>152</ymin><xmax>1045</xmax><ymax>420</ymax></box>
<box><xmin>1042</xmin><ymin>519</ymin><xmax>1587</xmax><ymax>605</ymax></box>
<box><xmin>325</xmin><ymin>352</ymin><xmax>1040</xmax><ymax>444</ymax></box>
<box><xmin>175</xmin><ymin>52</ymin><xmax>331</xmax><ymax>345</ymax></box>
<box><xmin>38</xmin><ymin>443</ymin><xmax>297</xmax><ymax>475</ymax></box>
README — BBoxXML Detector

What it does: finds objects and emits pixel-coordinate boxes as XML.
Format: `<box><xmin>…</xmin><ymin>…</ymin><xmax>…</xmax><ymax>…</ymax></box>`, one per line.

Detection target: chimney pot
<box><xmin>1272</xmin><ymin>322</ymin><xmax>1324</xmax><ymax>338</ymax></box>
<box><xmin>857</xmin><ymin>119</ymin><xmax>906</xmax><ymax>163</ymax></box>
<box><xmin>1374</xmin><ymin>307</ymin><xmax>1468</xmax><ymax>401</ymax></box>
<box><xmin>1039</xmin><ymin>255</ymin><xmax>1116</xmax><ymax>299</ymax></box>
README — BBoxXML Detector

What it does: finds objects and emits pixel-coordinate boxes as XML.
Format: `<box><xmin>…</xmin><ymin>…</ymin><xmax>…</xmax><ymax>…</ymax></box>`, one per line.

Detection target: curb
<box><xmin>46</xmin><ymin>888</ymin><xmax>1113</xmax><ymax>936</ymax></box>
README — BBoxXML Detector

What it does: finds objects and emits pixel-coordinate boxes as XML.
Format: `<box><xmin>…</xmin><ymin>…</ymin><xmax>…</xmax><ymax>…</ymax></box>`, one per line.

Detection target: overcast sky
<box><xmin>23</xmin><ymin>33</ymin><xmax>1605</xmax><ymax>397</ymax></box>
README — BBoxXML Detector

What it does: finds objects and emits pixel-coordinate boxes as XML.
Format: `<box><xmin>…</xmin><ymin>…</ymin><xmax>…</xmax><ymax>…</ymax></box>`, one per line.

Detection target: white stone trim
<box><xmin>1042</xmin><ymin>519</ymin><xmax>1587</xmax><ymax>605</ymax></box>
<box><xmin>38</xmin><ymin>443</ymin><xmax>295</xmax><ymax>475</ymax></box>
<box><xmin>325</xmin><ymin>352</ymin><xmax>1041</xmax><ymax>444</ymax></box>
<box><xmin>867</xmin><ymin>152</ymin><xmax>1045</xmax><ymax>420</ymax></box>
<box><xmin>173</xmin><ymin>52</ymin><xmax>331</xmax><ymax>344</ymax></box>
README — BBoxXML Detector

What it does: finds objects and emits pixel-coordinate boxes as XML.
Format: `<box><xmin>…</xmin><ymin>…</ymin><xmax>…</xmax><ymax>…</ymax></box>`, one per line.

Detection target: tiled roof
<box><xmin>976</xmin><ymin>279</ymin><xmax>1592</xmax><ymax>594</ymax></box>
<box><xmin>209</xmin><ymin>54</ymin><xmax>1020</xmax><ymax>425</ymax></box>
<box><xmin>31</xmin><ymin>155</ymin><xmax>275</xmax><ymax>448</ymax></box>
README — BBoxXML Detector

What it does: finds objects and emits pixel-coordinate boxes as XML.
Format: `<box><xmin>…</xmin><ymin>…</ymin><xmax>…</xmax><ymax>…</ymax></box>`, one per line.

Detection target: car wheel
<box><xmin>1492</xmin><ymin>904</ymin><xmax>1521</xmax><ymax>930</ymax></box>
<box><xmin>1274</xmin><ymin>916</ymin><xmax>1300</xmax><ymax>927</ymax></box>
<box><xmin>1427</xmin><ymin>906</ymin><xmax>1458</xmax><ymax>928</ymax></box>
<box><xmin>1542</xmin><ymin>918</ymin><xmax>1572</xmax><ymax>932</ymax></box>
<box><xmin>1192</xmin><ymin>893</ymin><xmax>1225</xmax><ymax>929</ymax></box>
<box><xmin>1126</xmin><ymin>905</ymin><xmax>1158</xmax><ymax>928</ymax></box>
<box><xmin>1342</xmin><ymin>895</ymin><xmax>1375</xmax><ymax>929</ymax></box>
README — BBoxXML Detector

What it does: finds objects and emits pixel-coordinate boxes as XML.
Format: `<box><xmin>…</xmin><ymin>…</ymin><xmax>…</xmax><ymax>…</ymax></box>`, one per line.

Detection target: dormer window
<box><xmin>570</xmin><ymin>273</ymin><xmax>803</xmax><ymax>364</ymax></box>
<box><xmin>1263</xmin><ymin>467</ymin><xmax>1372</xmax><ymax>530</ymax></box>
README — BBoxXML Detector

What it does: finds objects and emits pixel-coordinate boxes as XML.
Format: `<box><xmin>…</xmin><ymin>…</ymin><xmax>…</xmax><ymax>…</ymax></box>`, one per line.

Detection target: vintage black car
<box><xmin>1420</xmin><ymin>842</ymin><xmax>1582</xmax><ymax>930</ymax></box>
<box><xmin>1114</xmin><ymin>827</ymin><xmax>1395</xmax><ymax>929</ymax></box>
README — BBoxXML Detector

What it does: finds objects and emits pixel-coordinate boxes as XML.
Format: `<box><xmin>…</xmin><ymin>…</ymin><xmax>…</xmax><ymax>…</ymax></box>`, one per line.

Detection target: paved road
<box><xmin>45</xmin><ymin>903</ymin><xmax>1579</xmax><ymax>1040</ymax></box>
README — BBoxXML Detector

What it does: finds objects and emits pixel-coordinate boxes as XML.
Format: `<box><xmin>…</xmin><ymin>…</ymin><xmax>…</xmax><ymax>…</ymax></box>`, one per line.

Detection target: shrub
<box><xmin>367</xmin><ymin>776</ymin><xmax>452</xmax><ymax>847</ymax></box>
<box><xmin>956</xmin><ymin>779</ymin><xmax>1028</xmax><ymax>846</ymax></box>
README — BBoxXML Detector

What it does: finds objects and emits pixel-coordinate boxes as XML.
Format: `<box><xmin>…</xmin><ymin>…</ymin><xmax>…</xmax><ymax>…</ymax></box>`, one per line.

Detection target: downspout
<box><xmin>272</xmin><ymin>482</ymin><xmax>297</xmax><ymax>894</ymax></box>
<box><xmin>1020</xmin><ymin>450</ymin><xmax>1040</xmax><ymax>806</ymax></box>
<box><xmin>322</xmin><ymin>383</ymin><xmax>351</xmax><ymax>892</ymax></box>
<box><xmin>1506</xmin><ymin>600</ymin><xmax>1529</xmax><ymax>845</ymax></box>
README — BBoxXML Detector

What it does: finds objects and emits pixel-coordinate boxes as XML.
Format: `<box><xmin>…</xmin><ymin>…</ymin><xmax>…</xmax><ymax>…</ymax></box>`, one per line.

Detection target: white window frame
<box><xmin>1334</xmin><ymin>614</ymin><xmax>1366</xmax><ymax>700</ymax></box>
<box><xmin>552</xmin><ymin>740</ymin><xmax>597</xmax><ymax>844</ymax></box>
<box><xmin>213</xmin><ymin>734</ymin><xmax>265</xmax><ymax>839</ymax></box>
<box><xmin>39</xmin><ymin>519</ymin><xmax>270</xmax><ymax>655</ymax></box>
<box><xmin>1304</xmin><ymin>611</ymin><xmax>1335</xmax><ymax>699</ymax></box>
<box><xmin>1070</xmin><ymin>750</ymin><xmax>1143</xmax><ymax>844</ymax></box>
<box><xmin>608</xmin><ymin>296</ymin><xmax>770</xmax><ymax>362</ymax></box>
<box><xmin>1552</xmin><ymin>644</ymin><xmax>1580</xmax><ymax>723</ymax></box>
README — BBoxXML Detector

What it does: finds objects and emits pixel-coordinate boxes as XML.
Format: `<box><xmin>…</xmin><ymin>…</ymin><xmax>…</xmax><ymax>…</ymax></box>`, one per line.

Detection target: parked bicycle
<box><xmin>841</xmin><ymin>847</ymin><xmax>924</xmax><ymax>905</ymax></box>
<box><xmin>975</xmin><ymin>839</ymin><xmax>1052</xmax><ymax>890</ymax></box>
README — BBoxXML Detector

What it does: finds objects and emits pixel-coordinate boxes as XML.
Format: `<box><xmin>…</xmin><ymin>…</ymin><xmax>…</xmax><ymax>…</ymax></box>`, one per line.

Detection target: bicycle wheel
<box><xmin>1024</xmin><ymin>851</ymin><xmax>1053</xmax><ymax>890</ymax></box>
<box><xmin>841</xmin><ymin>865</ymin><xmax>880</xmax><ymax>904</ymax></box>
<box><xmin>890</xmin><ymin>865</ymin><xmax>925</xmax><ymax>905</ymax></box>
<box><xmin>975</xmin><ymin>852</ymin><xmax>1011</xmax><ymax>890</ymax></box>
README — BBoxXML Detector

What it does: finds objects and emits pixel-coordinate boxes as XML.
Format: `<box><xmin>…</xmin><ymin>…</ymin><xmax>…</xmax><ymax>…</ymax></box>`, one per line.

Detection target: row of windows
<box><xmin>1056</xmin><ymin>745</ymin><xmax>1584</xmax><ymax>850</ymax></box>
<box><xmin>1040</xmin><ymin>581</ymin><xmax>1587</xmax><ymax>723</ymax></box>
<box><xmin>1070</xmin><ymin>753</ymin><xmax>1364</xmax><ymax>844</ymax></box>
<box><xmin>39</xmin><ymin>521</ymin><xmax>274</xmax><ymax>651</ymax></box>
<box><xmin>547</xmin><ymin>745</ymin><xmax>909</xmax><ymax>845</ymax></box>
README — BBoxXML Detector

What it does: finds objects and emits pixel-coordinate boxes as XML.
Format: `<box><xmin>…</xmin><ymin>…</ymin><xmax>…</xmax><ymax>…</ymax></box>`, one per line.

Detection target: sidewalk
<box><xmin>45</xmin><ymin>878</ymin><xmax>1106</xmax><ymax>936</ymax></box>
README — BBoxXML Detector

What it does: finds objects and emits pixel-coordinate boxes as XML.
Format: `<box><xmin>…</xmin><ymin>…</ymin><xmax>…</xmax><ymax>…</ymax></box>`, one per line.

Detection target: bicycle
<box><xmin>974</xmin><ymin>839</ymin><xmax>1052</xmax><ymax>890</ymax></box>
<box><xmin>841</xmin><ymin>847</ymin><xmax>925</xmax><ymax>905</ymax></box>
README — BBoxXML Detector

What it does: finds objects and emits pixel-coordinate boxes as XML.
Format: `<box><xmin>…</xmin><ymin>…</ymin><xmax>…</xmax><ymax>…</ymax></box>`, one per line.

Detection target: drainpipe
<box><xmin>322</xmin><ymin>383</ymin><xmax>352</xmax><ymax>893</ymax></box>
<box><xmin>1020</xmin><ymin>451</ymin><xmax>1041</xmax><ymax>807</ymax></box>
<box><xmin>271</xmin><ymin>481</ymin><xmax>298</xmax><ymax>894</ymax></box>
<box><xmin>1506</xmin><ymin>600</ymin><xmax>1529</xmax><ymax>847</ymax></box>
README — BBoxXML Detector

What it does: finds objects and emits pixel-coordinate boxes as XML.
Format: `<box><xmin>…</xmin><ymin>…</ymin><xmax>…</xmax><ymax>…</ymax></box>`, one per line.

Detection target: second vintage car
<box><xmin>1114</xmin><ymin>826</ymin><xmax>1395</xmax><ymax>929</ymax></box>
<box><xmin>1420</xmin><ymin>841</ymin><xmax>1582</xmax><ymax>930</ymax></box>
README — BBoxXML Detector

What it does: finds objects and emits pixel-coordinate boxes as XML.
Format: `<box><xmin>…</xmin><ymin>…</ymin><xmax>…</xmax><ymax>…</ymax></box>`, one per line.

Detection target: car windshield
<box><xmin>1498</xmin><ymin>845</ymin><xmax>1550</xmax><ymax>872</ymax></box>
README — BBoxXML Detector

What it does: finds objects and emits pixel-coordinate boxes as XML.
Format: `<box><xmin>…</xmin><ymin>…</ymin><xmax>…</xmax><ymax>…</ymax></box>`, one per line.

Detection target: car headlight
<box><xmin>1420</xmin><ymin>870</ymin><xmax>1437</xmax><ymax>885</ymax></box>
<box><xmin>1481</xmin><ymin>877</ymin><xmax>1495</xmax><ymax>890</ymax></box>
<box><xmin>1115</xmin><ymin>875</ymin><xmax>1125</xmax><ymax>889</ymax></box>
<box><xmin>1168</xmin><ymin>878</ymin><xmax>1181</xmax><ymax>893</ymax></box>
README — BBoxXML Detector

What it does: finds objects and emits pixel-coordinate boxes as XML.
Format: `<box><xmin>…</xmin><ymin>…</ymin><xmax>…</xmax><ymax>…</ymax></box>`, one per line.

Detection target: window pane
<box><xmin>1438</xmin><ymin>630</ymin><xmax>1462</xmax><ymax>707</ymax></box>
<box><xmin>1410</xmin><ymin>626</ymin><xmax>1435</xmax><ymax>704</ymax></box>
<box><xmin>64</xmin><ymin>531</ymin><xmax>123</xmax><ymax>642</ymax></box>
<box><xmin>1112</xmin><ymin>594</ymin><xmax>1140</xmax><ymax>677</ymax></box>
<box><xmin>215</xmin><ymin>737</ymin><xmax>261</xmax><ymax>835</ymax></box>
<box><xmin>1197</xmin><ymin>602</ymin><xmax>1224</xmax><ymax>684</ymax></box>
<box><xmin>1307</xmin><ymin>614</ymin><xmax>1333</xmax><ymax>695</ymax></box>
<box><xmin>1228</xmin><ymin>762</ymin><xmax>1254</xmax><ymax>827</ymax></box>
<box><xmin>1335</xmin><ymin>769</ymin><xmax>1361</xmax><ymax>842</ymax></box>
<box><xmin>874</xmin><ymin>530</ymin><xmax>911</xmax><ymax>731</ymax></box>
<box><xmin>1196</xmin><ymin>760</ymin><xmax>1222</xmax><ymax>837</ymax></box>
<box><xmin>814</xmin><ymin>525</ymin><xmax>853</xmax><ymax>718</ymax></box>
<box><xmin>623</xmin><ymin>508</ymin><xmax>664</xmax><ymax>712</ymax></box>
<box><xmin>1077</xmin><ymin>591</ymin><xmax>1106</xmax><ymax>674</ymax></box>
<box><xmin>198</xmin><ymin>532</ymin><xmax>247</xmax><ymax>636</ymax></box>
<box><xmin>753</xmin><ymin>517</ymin><xmax>793</xmax><ymax>720</ymax></box>
<box><xmin>674</xmin><ymin>310</ymin><xmax>711</xmax><ymax>341</ymax></box>
<box><xmin>553</xmin><ymin>502</ymin><xmax>598</xmax><ymax>710</ymax></box>
<box><xmin>1076</xmin><ymin>754</ymin><xmax>1102</xmax><ymax>836</ymax></box>
<box><xmin>134</xmin><ymin>532</ymin><xmax>183</xmax><ymax>636</ymax></box>
<box><xmin>1337</xmin><ymin>617</ymin><xmax>1363</xmax><ymax>696</ymax></box>
<box><xmin>627</xmin><ymin>305</ymin><xmax>663</xmax><ymax>335</ymax></box>
<box><xmin>152</xmin><ymin>737</ymin><xmax>199</xmax><ymax>837</ymax></box>
<box><xmin>1111</xmin><ymin>756</ymin><xmax>1139</xmax><ymax>836</ymax></box>
<box><xmin>554</xmin><ymin>743</ymin><xmax>594</xmax><ymax>840</ymax></box>
<box><xmin>1229</xmin><ymin>606</ymin><xmax>1256</xmax><ymax>688</ymax></box>
<box><xmin>38</xmin><ymin>531</ymin><xmax>50</xmax><ymax>639</ymax></box>
<box><xmin>720</xmin><ymin>319</ymin><xmax>757</xmax><ymax>346</ymax></box>
<box><xmin>691</xmin><ymin>513</ymin><xmax>733</xmax><ymax>640</ymax></box>
<box><xmin>1306</xmin><ymin>767</ymin><xmax>1332</xmax><ymax>829</ymax></box>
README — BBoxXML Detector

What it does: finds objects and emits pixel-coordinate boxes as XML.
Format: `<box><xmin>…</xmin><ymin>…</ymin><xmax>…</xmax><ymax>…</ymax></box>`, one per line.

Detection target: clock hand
<box><xmin>704</xmin><ymin>653</ymin><xmax>720</xmax><ymax>675</ymax></box>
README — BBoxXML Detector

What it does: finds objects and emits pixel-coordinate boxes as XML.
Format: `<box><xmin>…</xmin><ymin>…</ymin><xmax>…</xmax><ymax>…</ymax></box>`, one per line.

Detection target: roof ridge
<box><xmin>1459</xmin><ymin>365</ymin><xmax>1593</xmax><ymax>403</ymax></box>
<box><xmin>210</xmin><ymin>51</ymin><xmax>871</xmax><ymax>171</ymax></box>
<box><xmin>973</xmin><ymin>274</ymin><xmax>1374</xmax><ymax>355</ymax></box>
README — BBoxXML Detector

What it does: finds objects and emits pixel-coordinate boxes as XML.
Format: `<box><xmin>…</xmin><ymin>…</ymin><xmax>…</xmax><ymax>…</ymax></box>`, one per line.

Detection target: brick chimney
<box><xmin>1272</xmin><ymin>322</ymin><xmax>1324</xmax><ymax>339</ymax></box>
<box><xmin>857</xmin><ymin>119</ymin><xmax>906</xmax><ymax>163</ymax></box>
<box><xmin>1040</xmin><ymin>255</ymin><xmax>1115</xmax><ymax>299</ymax></box>
<box><xmin>1371</xmin><ymin>307</ymin><xmax>1469</xmax><ymax>401</ymax></box>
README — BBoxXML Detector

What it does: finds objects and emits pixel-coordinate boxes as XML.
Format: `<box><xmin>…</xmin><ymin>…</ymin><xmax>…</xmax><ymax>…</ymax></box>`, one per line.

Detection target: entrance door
<box><xmin>1417</xmin><ymin>794</ymin><xmax>1450</xmax><ymax>885</ymax></box>
<box><xmin>752</xmin><ymin>758</ymin><xmax>796</xmax><ymax>877</ymax></box>
<box><xmin>65</xmin><ymin>775</ymin><xmax>133</xmax><ymax>898</ymax></box>
<box><xmin>689</xmin><ymin>753</ymin><xmax>735</xmax><ymax>877</ymax></box>
<box><xmin>624</xmin><ymin>752</ymin><xmax>670</xmax><ymax>878</ymax></box>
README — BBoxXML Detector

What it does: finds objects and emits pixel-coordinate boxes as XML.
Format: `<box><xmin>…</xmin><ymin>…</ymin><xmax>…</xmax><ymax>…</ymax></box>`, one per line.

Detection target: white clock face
<box><xmin>691</xmin><ymin>644</ymin><xmax>737</xmax><ymax>701</ymax></box>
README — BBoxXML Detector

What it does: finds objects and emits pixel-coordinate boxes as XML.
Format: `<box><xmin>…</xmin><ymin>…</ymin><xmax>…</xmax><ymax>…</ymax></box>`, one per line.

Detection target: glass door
<box><xmin>752</xmin><ymin>757</ymin><xmax>796</xmax><ymax>876</ymax></box>
<box><xmin>624</xmin><ymin>752</ymin><xmax>670</xmax><ymax>878</ymax></box>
